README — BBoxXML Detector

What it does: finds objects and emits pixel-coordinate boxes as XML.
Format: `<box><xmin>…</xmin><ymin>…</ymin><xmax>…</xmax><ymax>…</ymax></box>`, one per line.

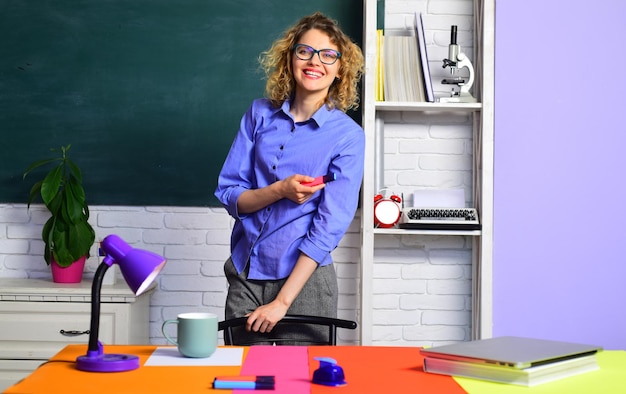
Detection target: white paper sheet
<box><xmin>144</xmin><ymin>346</ymin><xmax>244</xmax><ymax>367</ymax></box>
<box><xmin>412</xmin><ymin>189</ymin><xmax>465</xmax><ymax>208</ymax></box>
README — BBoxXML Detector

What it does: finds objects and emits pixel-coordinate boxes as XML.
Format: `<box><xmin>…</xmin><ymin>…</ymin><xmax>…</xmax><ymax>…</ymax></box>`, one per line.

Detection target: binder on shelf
<box><xmin>415</xmin><ymin>12</ymin><xmax>434</xmax><ymax>102</ymax></box>
<box><xmin>376</xmin><ymin>29</ymin><xmax>384</xmax><ymax>101</ymax></box>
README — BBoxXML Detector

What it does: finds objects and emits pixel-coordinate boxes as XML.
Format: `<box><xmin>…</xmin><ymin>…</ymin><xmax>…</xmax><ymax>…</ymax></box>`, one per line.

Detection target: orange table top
<box><xmin>5</xmin><ymin>344</ymin><xmax>466</xmax><ymax>394</ymax></box>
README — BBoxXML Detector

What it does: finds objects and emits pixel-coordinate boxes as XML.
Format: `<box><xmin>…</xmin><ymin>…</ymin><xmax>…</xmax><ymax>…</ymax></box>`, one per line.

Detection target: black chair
<box><xmin>218</xmin><ymin>314</ymin><xmax>357</xmax><ymax>346</ymax></box>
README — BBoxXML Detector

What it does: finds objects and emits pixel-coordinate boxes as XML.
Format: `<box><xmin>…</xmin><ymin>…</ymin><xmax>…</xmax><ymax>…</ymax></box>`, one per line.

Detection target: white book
<box><xmin>423</xmin><ymin>354</ymin><xmax>599</xmax><ymax>387</ymax></box>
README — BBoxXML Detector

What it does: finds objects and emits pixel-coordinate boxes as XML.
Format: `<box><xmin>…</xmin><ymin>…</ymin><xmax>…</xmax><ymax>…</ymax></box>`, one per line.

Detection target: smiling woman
<box><xmin>214</xmin><ymin>12</ymin><xmax>364</xmax><ymax>346</ymax></box>
<box><xmin>290</xmin><ymin>28</ymin><xmax>343</xmax><ymax>119</ymax></box>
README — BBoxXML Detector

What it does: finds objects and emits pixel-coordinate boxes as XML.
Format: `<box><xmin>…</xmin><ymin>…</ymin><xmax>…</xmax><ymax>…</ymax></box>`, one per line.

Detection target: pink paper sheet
<box><xmin>236</xmin><ymin>346</ymin><xmax>311</xmax><ymax>393</ymax></box>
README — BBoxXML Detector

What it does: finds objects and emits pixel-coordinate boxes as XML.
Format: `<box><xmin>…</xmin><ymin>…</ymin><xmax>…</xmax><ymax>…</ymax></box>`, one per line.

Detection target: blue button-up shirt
<box><xmin>214</xmin><ymin>98</ymin><xmax>365</xmax><ymax>280</ymax></box>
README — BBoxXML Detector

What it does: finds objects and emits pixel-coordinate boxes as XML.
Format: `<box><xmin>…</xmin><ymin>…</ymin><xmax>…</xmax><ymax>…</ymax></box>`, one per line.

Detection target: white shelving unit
<box><xmin>359</xmin><ymin>0</ymin><xmax>494</xmax><ymax>345</ymax></box>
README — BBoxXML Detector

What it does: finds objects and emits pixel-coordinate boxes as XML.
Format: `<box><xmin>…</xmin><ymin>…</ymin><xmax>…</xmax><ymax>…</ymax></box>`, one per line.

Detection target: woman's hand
<box><xmin>244</xmin><ymin>253</ymin><xmax>318</xmax><ymax>333</ymax></box>
<box><xmin>281</xmin><ymin>174</ymin><xmax>325</xmax><ymax>204</ymax></box>
<box><xmin>236</xmin><ymin>174</ymin><xmax>325</xmax><ymax>214</ymax></box>
<box><xmin>245</xmin><ymin>299</ymin><xmax>289</xmax><ymax>333</ymax></box>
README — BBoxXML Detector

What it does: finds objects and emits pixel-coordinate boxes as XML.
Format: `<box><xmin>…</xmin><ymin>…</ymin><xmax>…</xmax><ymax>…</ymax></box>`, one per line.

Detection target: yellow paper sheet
<box><xmin>454</xmin><ymin>350</ymin><xmax>626</xmax><ymax>394</ymax></box>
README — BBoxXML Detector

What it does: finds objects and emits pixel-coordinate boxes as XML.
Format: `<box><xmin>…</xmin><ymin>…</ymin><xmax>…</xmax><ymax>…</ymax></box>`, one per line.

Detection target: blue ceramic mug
<box><xmin>162</xmin><ymin>312</ymin><xmax>218</xmax><ymax>358</ymax></box>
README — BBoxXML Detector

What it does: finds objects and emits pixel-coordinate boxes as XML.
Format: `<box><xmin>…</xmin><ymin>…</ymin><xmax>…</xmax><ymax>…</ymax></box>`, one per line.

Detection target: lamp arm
<box><xmin>87</xmin><ymin>262</ymin><xmax>110</xmax><ymax>352</ymax></box>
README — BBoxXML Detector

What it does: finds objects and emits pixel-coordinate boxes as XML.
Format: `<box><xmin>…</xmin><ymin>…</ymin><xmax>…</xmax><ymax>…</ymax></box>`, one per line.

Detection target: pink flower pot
<box><xmin>51</xmin><ymin>256</ymin><xmax>87</xmax><ymax>283</ymax></box>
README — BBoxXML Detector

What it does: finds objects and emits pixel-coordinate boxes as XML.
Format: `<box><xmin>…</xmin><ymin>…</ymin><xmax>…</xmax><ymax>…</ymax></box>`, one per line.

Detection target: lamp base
<box><xmin>76</xmin><ymin>352</ymin><xmax>140</xmax><ymax>372</ymax></box>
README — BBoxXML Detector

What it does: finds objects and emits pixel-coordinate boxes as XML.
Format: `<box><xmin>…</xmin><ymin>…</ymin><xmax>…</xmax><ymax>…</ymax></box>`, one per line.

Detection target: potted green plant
<box><xmin>23</xmin><ymin>144</ymin><xmax>96</xmax><ymax>282</ymax></box>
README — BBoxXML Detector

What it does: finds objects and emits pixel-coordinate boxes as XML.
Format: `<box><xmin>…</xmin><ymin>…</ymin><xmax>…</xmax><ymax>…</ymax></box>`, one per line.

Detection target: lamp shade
<box><xmin>101</xmin><ymin>234</ymin><xmax>166</xmax><ymax>295</ymax></box>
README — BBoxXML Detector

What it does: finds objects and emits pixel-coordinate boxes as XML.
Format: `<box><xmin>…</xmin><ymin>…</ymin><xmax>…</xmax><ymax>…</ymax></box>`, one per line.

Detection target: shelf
<box><xmin>373</xmin><ymin>228</ymin><xmax>482</xmax><ymax>236</ymax></box>
<box><xmin>360</xmin><ymin>0</ymin><xmax>494</xmax><ymax>345</ymax></box>
<box><xmin>375</xmin><ymin>101</ymin><xmax>482</xmax><ymax>112</ymax></box>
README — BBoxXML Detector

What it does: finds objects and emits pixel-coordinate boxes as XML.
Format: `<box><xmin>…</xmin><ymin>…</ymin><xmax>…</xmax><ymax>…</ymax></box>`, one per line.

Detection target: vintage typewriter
<box><xmin>398</xmin><ymin>207</ymin><xmax>481</xmax><ymax>230</ymax></box>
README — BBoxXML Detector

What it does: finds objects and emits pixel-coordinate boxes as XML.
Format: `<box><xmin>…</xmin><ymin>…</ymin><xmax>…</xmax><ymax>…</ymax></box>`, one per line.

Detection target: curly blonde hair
<box><xmin>259</xmin><ymin>12</ymin><xmax>364</xmax><ymax>112</ymax></box>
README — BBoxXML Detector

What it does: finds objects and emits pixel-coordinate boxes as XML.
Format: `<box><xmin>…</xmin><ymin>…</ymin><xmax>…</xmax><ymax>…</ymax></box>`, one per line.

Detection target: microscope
<box><xmin>439</xmin><ymin>25</ymin><xmax>477</xmax><ymax>103</ymax></box>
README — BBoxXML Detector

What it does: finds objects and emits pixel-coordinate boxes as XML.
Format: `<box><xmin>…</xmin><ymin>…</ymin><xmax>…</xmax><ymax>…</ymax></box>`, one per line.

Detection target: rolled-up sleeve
<box><xmin>299</xmin><ymin>123</ymin><xmax>365</xmax><ymax>265</ymax></box>
<box><xmin>214</xmin><ymin>104</ymin><xmax>258</xmax><ymax>219</ymax></box>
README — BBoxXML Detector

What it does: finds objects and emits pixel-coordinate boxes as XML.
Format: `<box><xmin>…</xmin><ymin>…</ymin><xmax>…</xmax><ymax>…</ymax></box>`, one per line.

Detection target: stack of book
<box><xmin>376</xmin><ymin>12</ymin><xmax>433</xmax><ymax>102</ymax></box>
<box><xmin>382</xmin><ymin>29</ymin><xmax>424</xmax><ymax>102</ymax></box>
<box><xmin>421</xmin><ymin>336</ymin><xmax>602</xmax><ymax>387</ymax></box>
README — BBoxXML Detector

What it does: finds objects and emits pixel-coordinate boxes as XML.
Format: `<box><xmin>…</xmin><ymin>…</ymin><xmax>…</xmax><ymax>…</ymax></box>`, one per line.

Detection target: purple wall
<box><xmin>494</xmin><ymin>1</ymin><xmax>626</xmax><ymax>350</ymax></box>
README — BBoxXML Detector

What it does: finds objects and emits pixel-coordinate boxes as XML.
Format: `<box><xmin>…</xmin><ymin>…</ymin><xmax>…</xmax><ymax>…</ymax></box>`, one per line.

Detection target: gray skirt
<box><xmin>223</xmin><ymin>257</ymin><xmax>338</xmax><ymax>345</ymax></box>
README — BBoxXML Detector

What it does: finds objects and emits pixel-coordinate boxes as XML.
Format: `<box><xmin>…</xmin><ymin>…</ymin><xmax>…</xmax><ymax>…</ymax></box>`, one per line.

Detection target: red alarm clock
<box><xmin>373</xmin><ymin>190</ymin><xmax>402</xmax><ymax>228</ymax></box>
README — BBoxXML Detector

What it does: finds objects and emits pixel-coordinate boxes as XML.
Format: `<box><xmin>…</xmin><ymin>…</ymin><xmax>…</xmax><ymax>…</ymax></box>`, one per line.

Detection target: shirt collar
<box><xmin>279</xmin><ymin>98</ymin><xmax>333</xmax><ymax>128</ymax></box>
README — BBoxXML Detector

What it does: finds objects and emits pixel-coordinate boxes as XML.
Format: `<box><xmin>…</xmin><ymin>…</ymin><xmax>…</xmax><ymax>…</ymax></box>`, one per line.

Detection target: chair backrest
<box><xmin>218</xmin><ymin>314</ymin><xmax>357</xmax><ymax>346</ymax></box>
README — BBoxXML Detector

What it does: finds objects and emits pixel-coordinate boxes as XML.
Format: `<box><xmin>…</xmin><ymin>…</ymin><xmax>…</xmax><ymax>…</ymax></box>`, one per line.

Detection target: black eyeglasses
<box><xmin>293</xmin><ymin>44</ymin><xmax>342</xmax><ymax>65</ymax></box>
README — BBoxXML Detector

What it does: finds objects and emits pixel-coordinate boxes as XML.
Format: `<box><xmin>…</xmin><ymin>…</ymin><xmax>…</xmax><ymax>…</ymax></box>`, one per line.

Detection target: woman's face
<box><xmin>291</xmin><ymin>29</ymin><xmax>340</xmax><ymax>102</ymax></box>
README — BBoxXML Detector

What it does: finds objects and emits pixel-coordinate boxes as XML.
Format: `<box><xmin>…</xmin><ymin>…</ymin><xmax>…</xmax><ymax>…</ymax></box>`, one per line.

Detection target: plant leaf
<box><xmin>51</xmin><ymin>222</ymin><xmax>75</xmax><ymax>266</ymax></box>
<box><xmin>45</xmin><ymin>190</ymin><xmax>63</xmax><ymax>216</ymax></box>
<box><xmin>66</xmin><ymin>222</ymin><xmax>82</xmax><ymax>260</ymax></box>
<box><xmin>26</xmin><ymin>180</ymin><xmax>43</xmax><ymax>208</ymax></box>
<box><xmin>23</xmin><ymin>158</ymin><xmax>61</xmax><ymax>180</ymax></box>
<box><xmin>66</xmin><ymin>158</ymin><xmax>83</xmax><ymax>183</ymax></box>
<box><xmin>84</xmin><ymin>201</ymin><xmax>91</xmax><ymax>220</ymax></box>
<box><xmin>66</xmin><ymin>177</ymin><xmax>85</xmax><ymax>223</ymax></box>
<box><xmin>42</xmin><ymin>216</ymin><xmax>55</xmax><ymax>265</ymax></box>
<box><xmin>67</xmin><ymin>219</ymin><xmax>95</xmax><ymax>260</ymax></box>
<box><xmin>40</xmin><ymin>164</ymin><xmax>63</xmax><ymax>206</ymax></box>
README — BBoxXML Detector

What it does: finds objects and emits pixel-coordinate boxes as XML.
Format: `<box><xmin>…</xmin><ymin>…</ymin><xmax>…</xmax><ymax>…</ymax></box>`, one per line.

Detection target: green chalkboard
<box><xmin>0</xmin><ymin>0</ymin><xmax>362</xmax><ymax>206</ymax></box>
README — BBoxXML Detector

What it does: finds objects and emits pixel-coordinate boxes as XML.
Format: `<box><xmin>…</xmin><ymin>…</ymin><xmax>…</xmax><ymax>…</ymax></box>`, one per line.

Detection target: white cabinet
<box><xmin>359</xmin><ymin>0</ymin><xmax>494</xmax><ymax>345</ymax></box>
<box><xmin>0</xmin><ymin>278</ymin><xmax>153</xmax><ymax>391</ymax></box>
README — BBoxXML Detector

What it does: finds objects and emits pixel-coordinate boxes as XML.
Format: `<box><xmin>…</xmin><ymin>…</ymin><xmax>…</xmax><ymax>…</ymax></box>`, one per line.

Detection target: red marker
<box><xmin>301</xmin><ymin>173</ymin><xmax>336</xmax><ymax>187</ymax></box>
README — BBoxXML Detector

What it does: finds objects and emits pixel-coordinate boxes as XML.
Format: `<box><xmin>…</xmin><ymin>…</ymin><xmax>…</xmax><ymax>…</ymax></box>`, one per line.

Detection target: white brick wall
<box><xmin>0</xmin><ymin>204</ymin><xmax>362</xmax><ymax>345</ymax></box>
<box><xmin>0</xmin><ymin>0</ymin><xmax>476</xmax><ymax>347</ymax></box>
<box><xmin>0</xmin><ymin>198</ymin><xmax>471</xmax><ymax>347</ymax></box>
